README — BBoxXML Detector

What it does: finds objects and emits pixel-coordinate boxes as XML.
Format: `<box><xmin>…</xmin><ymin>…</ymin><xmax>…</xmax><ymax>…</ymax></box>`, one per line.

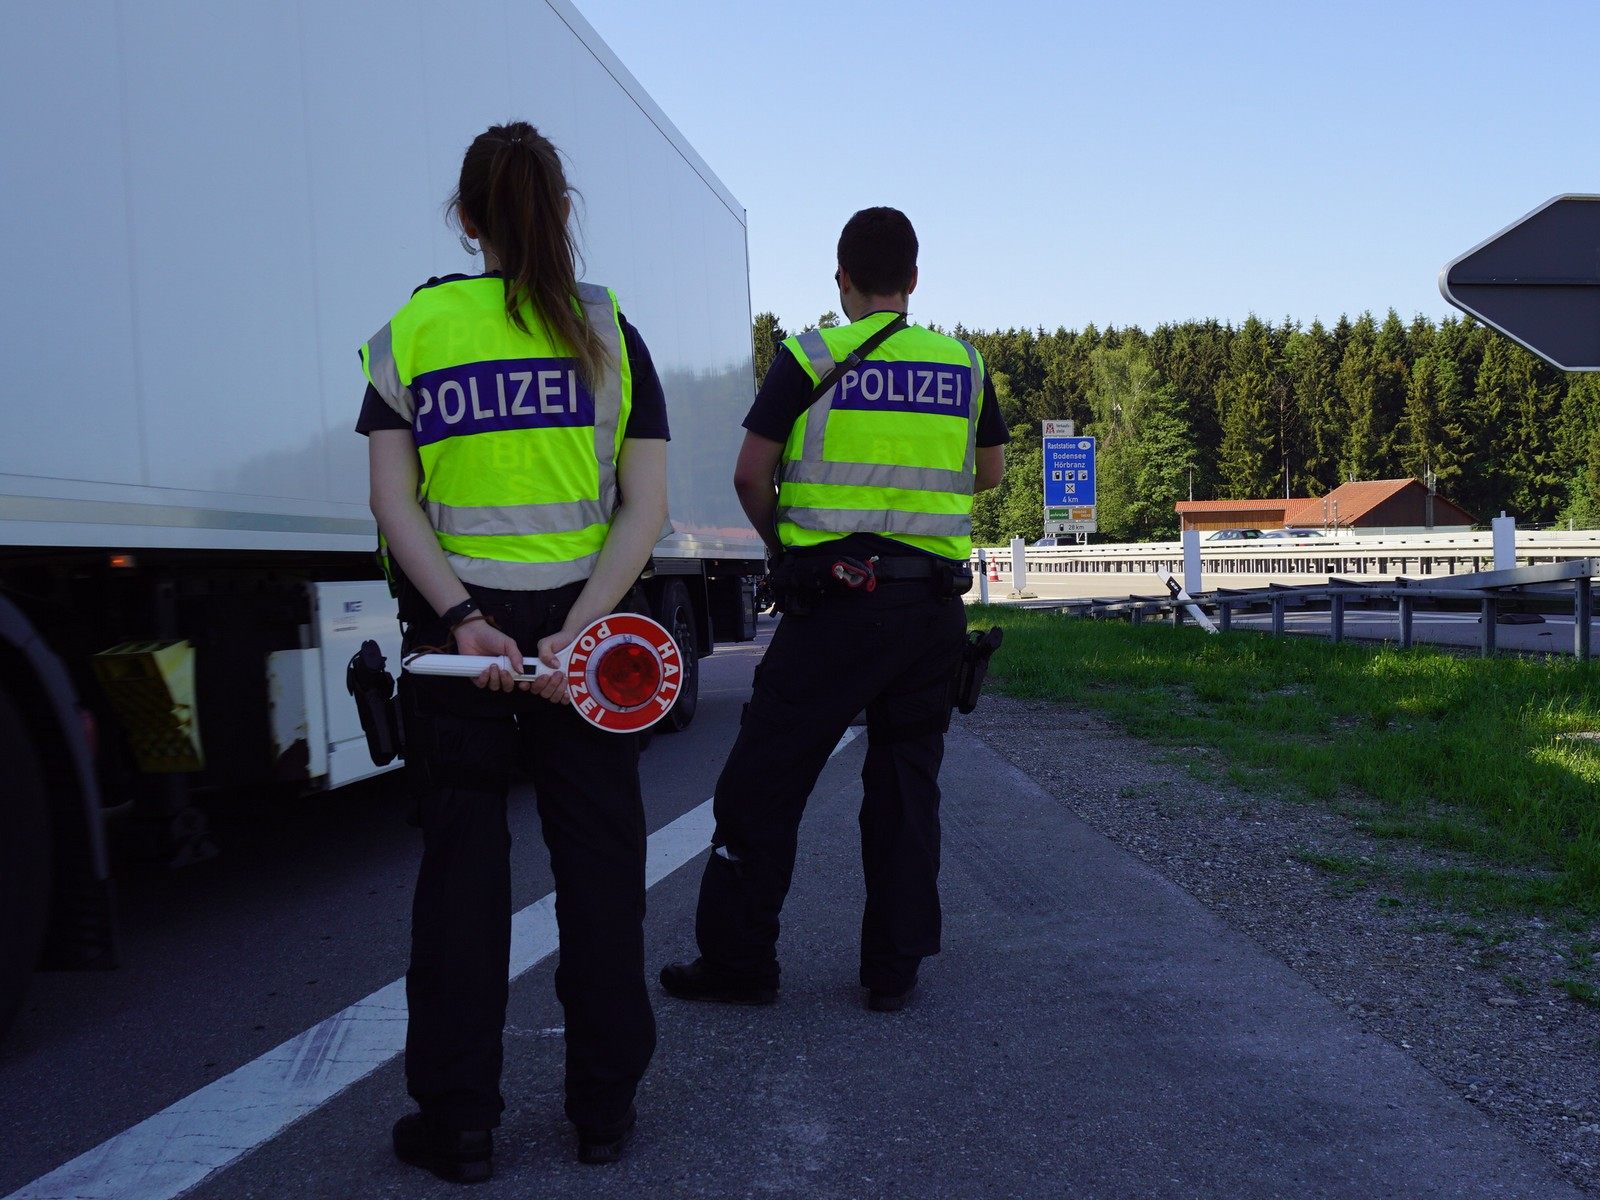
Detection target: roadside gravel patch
<box><xmin>960</xmin><ymin>694</ymin><xmax>1600</xmax><ymax>1194</ymax></box>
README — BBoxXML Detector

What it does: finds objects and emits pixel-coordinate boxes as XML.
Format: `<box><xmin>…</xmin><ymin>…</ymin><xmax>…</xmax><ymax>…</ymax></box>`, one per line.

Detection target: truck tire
<box><xmin>0</xmin><ymin>684</ymin><xmax>52</xmax><ymax>1040</ymax></box>
<box><xmin>656</xmin><ymin>579</ymin><xmax>699</xmax><ymax>732</ymax></box>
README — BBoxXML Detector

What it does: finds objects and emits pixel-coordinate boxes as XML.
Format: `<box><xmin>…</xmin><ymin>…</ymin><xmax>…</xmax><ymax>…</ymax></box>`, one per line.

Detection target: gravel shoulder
<box><xmin>960</xmin><ymin>694</ymin><xmax>1600</xmax><ymax>1193</ymax></box>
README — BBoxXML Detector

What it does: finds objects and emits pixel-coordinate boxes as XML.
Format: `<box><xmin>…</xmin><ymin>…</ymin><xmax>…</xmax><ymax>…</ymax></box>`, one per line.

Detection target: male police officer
<box><xmin>661</xmin><ymin>207</ymin><xmax>1007</xmax><ymax>1012</ymax></box>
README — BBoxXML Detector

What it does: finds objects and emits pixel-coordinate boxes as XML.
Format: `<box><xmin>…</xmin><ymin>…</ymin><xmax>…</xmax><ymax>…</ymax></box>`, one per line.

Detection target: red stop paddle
<box><xmin>403</xmin><ymin>612</ymin><xmax>683</xmax><ymax>733</ymax></box>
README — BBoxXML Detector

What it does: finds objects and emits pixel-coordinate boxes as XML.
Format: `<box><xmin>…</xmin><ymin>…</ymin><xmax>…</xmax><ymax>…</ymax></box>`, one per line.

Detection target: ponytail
<box><xmin>450</xmin><ymin>122</ymin><xmax>611</xmax><ymax>389</ymax></box>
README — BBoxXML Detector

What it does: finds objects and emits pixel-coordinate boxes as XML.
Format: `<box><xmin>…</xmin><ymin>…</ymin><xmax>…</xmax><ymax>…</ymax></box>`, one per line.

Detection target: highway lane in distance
<box><xmin>972</xmin><ymin>576</ymin><xmax>1597</xmax><ymax>656</ymax></box>
<box><xmin>0</xmin><ymin>624</ymin><xmax>771</xmax><ymax>1198</ymax></box>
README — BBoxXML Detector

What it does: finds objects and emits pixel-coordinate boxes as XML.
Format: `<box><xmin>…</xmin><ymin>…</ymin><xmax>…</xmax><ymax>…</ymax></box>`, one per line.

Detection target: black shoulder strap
<box><xmin>807</xmin><ymin>315</ymin><xmax>908</xmax><ymax>403</ymax></box>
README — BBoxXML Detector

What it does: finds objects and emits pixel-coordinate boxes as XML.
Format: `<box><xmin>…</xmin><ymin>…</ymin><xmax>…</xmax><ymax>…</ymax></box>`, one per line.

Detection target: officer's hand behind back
<box><xmin>531</xmin><ymin>629</ymin><xmax>575</xmax><ymax>706</ymax></box>
<box><xmin>455</xmin><ymin>619</ymin><xmax>528</xmax><ymax>693</ymax></box>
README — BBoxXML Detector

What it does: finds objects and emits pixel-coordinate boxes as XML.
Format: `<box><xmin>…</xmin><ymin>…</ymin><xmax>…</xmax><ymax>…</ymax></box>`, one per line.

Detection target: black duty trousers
<box><xmin>694</xmin><ymin>578</ymin><xmax>968</xmax><ymax>994</ymax></box>
<box><xmin>397</xmin><ymin>579</ymin><xmax>655</xmax><ymax>1134</ymax></box>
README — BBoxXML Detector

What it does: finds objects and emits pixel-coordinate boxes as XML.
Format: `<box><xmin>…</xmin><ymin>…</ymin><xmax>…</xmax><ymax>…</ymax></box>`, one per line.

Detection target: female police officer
<box><xmin>357</xmin><ymin>121</ymin><xmax>669</xmax><ymax>1180</ymax></box>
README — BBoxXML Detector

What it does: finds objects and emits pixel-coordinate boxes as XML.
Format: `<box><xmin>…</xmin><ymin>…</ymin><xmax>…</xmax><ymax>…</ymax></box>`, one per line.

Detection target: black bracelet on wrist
<box><xmin>440</xmin><ymin>597</ymin><xmax>480</xmax><ymax>630</ymax></box>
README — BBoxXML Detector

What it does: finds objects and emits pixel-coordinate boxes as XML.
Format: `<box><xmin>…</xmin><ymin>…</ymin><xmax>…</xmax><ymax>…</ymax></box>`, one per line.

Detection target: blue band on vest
<box><xmin>828</xmin><ymin>361</ymin><xmax>972</xmax><ymax>419</ymax></box>
<box><xmin>412</xmin><ymin>358</ymin><xmax>596</xmax><ymax>447</ymax></box>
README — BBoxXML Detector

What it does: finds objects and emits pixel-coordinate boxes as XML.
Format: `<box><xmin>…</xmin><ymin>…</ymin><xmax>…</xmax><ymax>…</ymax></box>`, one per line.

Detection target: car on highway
<box><xmin>1030</xmin><ymin>536</ymin><xmax>1072</xmax><ymax>547</ymax></box>
<box><xmin>1205</xmin><ymin>528</ymin><xmax>1265</xmax><ymax>541</ymax></box>
<box><xmin>1260</xmin><ymin>527</ymin><xmax>1325</xmax><ymax>539</ymax></box>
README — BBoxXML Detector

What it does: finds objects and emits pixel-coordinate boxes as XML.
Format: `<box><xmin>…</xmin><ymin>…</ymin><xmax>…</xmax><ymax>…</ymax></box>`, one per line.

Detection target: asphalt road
<box><xmin>0</xmin><ymin>629</ymin><xmax>770</xmax><ymax>1198</ymax></box>
<box><xmin>0</xmin><ymin>619</ymin><xmax>1583</xmax><ymax>1198</ymax></box>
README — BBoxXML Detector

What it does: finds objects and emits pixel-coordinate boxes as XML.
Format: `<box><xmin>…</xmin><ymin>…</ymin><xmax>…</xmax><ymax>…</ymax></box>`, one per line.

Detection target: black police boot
<box><xmin>392</xmin><ymin>1112</ymin><xmax>492</xmax><ymax>1184</ymax></box>
<box><xmin>864</xmin><ymin>963</ymin><xmax>919</xmax><ymax>1013</ymax></box>
<box><xmin>659</xmin><ymin>958</ymin><xmax>777</xmax><ymax>1005</ymax></box>
<box><xmin>866</xmin><ymin>985</ymin><xmax>915</xmax><ymax>1013</ymax></box>
<box><xmin>577</xmin><ymin>1105</ymin><xmax>638</xmax><ymax>1165</ymax></box>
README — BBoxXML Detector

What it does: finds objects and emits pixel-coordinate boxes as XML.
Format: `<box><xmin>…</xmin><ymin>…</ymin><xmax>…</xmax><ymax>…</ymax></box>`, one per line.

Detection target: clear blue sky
<box><xmin>576</xmin><ymin>0</ymin><xmax>1600</xmax><ymax>336</ymax></box>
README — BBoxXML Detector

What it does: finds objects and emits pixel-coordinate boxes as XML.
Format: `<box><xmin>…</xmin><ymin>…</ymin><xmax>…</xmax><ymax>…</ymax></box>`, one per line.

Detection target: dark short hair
<box><xmin>837</xmin><ymin>207</ymin><xmax>918</xmax><ymax>296</ymax></box>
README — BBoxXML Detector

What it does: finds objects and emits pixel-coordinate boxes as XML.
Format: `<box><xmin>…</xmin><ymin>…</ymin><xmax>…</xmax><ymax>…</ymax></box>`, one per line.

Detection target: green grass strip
<box><xmin>974</xmin><ymin>607</ymin><xmax>1600</xmax><ymax>914</ymax></box>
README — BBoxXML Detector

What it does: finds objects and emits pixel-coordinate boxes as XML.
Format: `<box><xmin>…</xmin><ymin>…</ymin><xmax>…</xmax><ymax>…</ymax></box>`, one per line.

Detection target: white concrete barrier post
<box><xmin>1010</xmin><ymin>536</ymin><xmax>1027</xmax><ymax>597</ymax></box>
<box><xmin>1182</xmin><ymin>528</ymin><xmax>1202</xmax><ymax>596</ymax></box>
<box><xmin>977</xmin><ymin>549</ymin><xmax>990</xmax><ymax>604</ymax></box>
<box><xmin>1492</xmin><ymin>512</ymin><xmax>1516</xmax><ymax>572</ymax></box>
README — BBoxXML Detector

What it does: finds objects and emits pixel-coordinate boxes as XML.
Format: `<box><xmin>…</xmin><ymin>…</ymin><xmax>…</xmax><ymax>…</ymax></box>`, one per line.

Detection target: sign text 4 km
<box><xmin>1042</xmin><ymin>421</ymin><xmax>1096</xmax><ymax>534</ymax></box>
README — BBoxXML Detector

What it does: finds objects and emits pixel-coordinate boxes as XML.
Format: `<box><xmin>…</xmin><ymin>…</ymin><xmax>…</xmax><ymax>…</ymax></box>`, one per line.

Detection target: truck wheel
<box><xmin>0</xmin><ymin>685</ymin><xmax>52</xmax><ymax>1040</ymax></box>
<box><xmin>656</xmin><ymin>579</ymin><xmax>699</xmax><ymax>732</ymax></box>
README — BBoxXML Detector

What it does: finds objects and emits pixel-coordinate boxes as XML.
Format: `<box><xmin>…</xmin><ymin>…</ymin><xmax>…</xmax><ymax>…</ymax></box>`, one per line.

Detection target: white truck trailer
<box><xmin>0</xmin><ymin>0</ymin><xmax>764</xmax><ymax>1035</ymax></box>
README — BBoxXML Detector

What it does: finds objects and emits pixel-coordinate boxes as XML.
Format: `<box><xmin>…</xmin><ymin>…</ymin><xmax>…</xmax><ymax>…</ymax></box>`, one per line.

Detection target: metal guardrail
<box><xmin>974</xmin><ymin>531</ymin><xmax>1600</xmax><ymax>578</ymax></box>
<box><xmin>1029</xmin><ymin>559</ymin><xmax>1597</xmax><ymax>660</ymax></box>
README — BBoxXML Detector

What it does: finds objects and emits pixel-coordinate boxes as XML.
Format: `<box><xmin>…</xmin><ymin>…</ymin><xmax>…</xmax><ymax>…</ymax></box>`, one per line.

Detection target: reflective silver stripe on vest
<box><xmin>795</xmin><ymin>330</ymin><xmax>837</xmax><ymax>463</ymax></box>
<box><xmin>957</xmin><ymin>338</ymin><xmax>984</xmax><ymax>474</ymax></box>
<box><xmin>576</xmin><ymin>282</ymin><xmax>624</xmax><ymax>517</ymax></box>
<box><xmin>445</xmin><ymin>550</ymin><xmax>602</xmax><ymax>591</ymax></box>
<box><xmin>795</xmin><ymin>329</ymin><xmax>836</xmax><ymax>381</ymax></box>
<box><xmin>779</xmin><ymin>460</ymin><xmax>975</xmax><ymax>496</ymax></box>
<box><xmin>425</xmin><ymin>498</ymin><xmax>612</xmax><ymax>538</ymax></box>
<box><xmin>776</xmin><ymin>505</ymin><xmax>971</xmax><ymax>539</ymax></box>
<box><xmin>365</xmin><ymin>322</ymin><xmax>416</xmax><ymax>421</ymax></box>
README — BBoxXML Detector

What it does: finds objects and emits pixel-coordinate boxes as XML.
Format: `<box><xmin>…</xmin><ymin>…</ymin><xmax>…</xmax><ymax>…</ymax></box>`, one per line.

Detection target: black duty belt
<box><xmin>857</xmin><ymin>556</ymin><xmax>946</xmax><ymax>581</ymax></box>
<box><xmin>775</xmin><ymin>551</ymin><xmax>972</xmax><ymax>601</ymax></box>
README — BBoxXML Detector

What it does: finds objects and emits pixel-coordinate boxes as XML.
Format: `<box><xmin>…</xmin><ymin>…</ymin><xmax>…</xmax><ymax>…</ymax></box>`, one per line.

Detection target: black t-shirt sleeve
<box><xmin>976</xmin><ymin>372</ymin><xmax>1010</xmax><ymax>447</ymax></box>
<box><xmin>741</xmin><ymin>346</ymin><xmax>813</xmax><ymax>442</ymax></box>
<box><xmin>355</xmin><ymin>383</ymin><xmax>410</xmax><ymax>436</ymax></box>
<box><xmin>621</xmin><ymin>314</ymin><xmax>670</xmax><ymax>440</ymax></box>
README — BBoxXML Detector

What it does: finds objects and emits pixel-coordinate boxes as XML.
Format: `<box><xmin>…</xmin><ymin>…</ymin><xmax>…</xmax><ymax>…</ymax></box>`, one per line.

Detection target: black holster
<box><xmin>951</xmin><ymin>626</ymin><xmax>1004</xmax><ymax>715</ymax></box>
<box><xmin>768</xmin><ymin>554</ymin><xmax>828</xmax><ymax>616</ymax></box>
<box><xmin>346</xmin><ymin>639</ymin><xmax>405</xmax><ymax>765</ymax></box>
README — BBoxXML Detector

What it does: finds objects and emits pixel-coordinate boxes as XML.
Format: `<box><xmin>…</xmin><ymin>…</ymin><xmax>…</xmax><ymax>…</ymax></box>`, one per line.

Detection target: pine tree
<box><xmin>1398</xmin><ymin>348</ymin><xmax>1439</xmax><ymax>480</ymax></box>
<box><xmin>750</xmin><ymin>312</ymin><xmax>789</xmax><ymax>388</ymax></box>
<box><xmin>1268</xmin><ymin>318</ymin><xmax>1303</xmax><ymax>499</ymax></box>
<box><xmin>1497</xmin><ymin>346</ymin><xmax>1566</xmax><ymax>525</ymax></box>
<box><xmin>1084</xmin><ymin>343</ymin><xmax>1192</xmax><ymax>539</ymax></box>
<box><xmin>1336</xmin><ymin>313</ymin><xmax>1380</xmax><ymax>481</ymax></box>
<box><xmin>1149</xmin><ymin>320</ymin><xmax>1228</xmax><ymax>499</ymax></box>
<box><xmin>1555</xmin><ymin>374</ymin><xmax>1600</xmax><ymax>528</ymax></box>
<box><xmin>1425</xmin><ymin>318</ymin><xmax>1479</xmax><ymax>511</ymax></box>
<box><xmin>1216</xmin><ymin>317</ymin><xmax>1277</xmax><ymax>496</ymax></box>
<box><xmin>1287</xmin><ymin>320</ymin><xmax>1340</xmax><ymax>493</ymax></box>
<box><xmin>1373</xmin><ymin>309</ymin><xmax>1410</xmax><ymax>473</ymax></box>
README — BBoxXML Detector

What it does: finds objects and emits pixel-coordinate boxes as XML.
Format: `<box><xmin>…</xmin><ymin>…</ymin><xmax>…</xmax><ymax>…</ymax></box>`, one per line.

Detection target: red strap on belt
<box><xmin>831</xmin><ymin>556</ymin><xmax>879</xmax><ymax>593</ymax></box>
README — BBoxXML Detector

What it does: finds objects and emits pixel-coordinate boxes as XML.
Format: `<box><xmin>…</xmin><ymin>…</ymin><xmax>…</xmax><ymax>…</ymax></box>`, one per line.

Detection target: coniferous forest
<box><xmin>751</xmin><ymin>310</ymin><xmax>1600</xmax><ymax>545</ymax></box>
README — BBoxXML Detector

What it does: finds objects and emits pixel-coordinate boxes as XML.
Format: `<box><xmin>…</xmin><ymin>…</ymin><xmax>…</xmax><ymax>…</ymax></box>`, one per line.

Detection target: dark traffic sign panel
<box><xmin>1440</xmin><ymin>194</ymin><xmax>1600</xmax><ymax>371</ymax></box>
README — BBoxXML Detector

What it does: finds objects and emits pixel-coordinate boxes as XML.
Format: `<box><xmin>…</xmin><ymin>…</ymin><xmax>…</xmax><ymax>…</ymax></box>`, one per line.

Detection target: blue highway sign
<box><xmin>1044</xmin><ymin>435</ymin><xmax>1096</xmax><ymax>509</ymax></box>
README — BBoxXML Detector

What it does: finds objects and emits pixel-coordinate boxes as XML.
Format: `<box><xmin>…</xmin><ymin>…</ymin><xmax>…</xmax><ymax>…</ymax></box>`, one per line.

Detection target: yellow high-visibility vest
<box><xmin>362</xmin><ymin>276</ymin><xmax>632</xmax><ymax>589</ymax></box>
<box><xmin>777</xmin><ymin>312</ymin><xmax>983</xmax><ymax>560</ymax></box>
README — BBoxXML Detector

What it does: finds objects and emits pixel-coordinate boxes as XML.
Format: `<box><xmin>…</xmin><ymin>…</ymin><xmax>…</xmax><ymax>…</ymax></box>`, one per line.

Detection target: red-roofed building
<box><xmin>1176</xmin><ymin>478</ymin><xmax>1475</xmax><ymax>535</ymax></box>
